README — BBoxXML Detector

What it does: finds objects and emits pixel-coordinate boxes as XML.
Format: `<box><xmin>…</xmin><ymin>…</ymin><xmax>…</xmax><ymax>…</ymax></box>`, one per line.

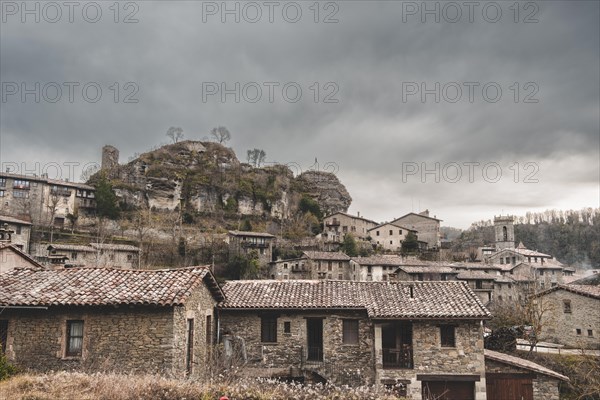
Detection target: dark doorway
<box><xmin>382</xmin><ymin>322</ymin><xmax>413</xmax><ymax>369</ymax></box>
<box><xmin>306</xmin><ymin>318</ymin><xmax>323</xmax><ymax>361</ymax></box>
<box><xmin>0</xmin><ymin>320</ymin><xmax>7</xmax><ymax>354</ymax></box>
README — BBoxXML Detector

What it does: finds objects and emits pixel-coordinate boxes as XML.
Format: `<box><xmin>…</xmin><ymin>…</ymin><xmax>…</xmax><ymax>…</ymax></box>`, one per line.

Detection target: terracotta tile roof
<box><xmin>219</xmin><ymin>280</ymin><xmax>491</xmax><ymax>319</ymax></box>
<box><xmin>0</xmin><ymin>266</ymin><xmax>224</xmax><ymax>306</ymax></box>
<box><xmin>351</xmin><ymin>255</ymin><xmax>404</xmax><ymax>266</ymax></box>
<box><xmin>303</xmin><ymin>251</ymin><xmax>351</xmax><ymax>261</ymax></box>
<box><xmin>456</xmin><ymin>271</ymin><xmax>497</xmax><ymax>281</ymax></box>
<box><xmin>228</xmin><ymin>230</ymin><xmax>275</xmax><ymax>238</ymax></box>
<box><xmin>324</xmin><ymin>212</ymin><xmax>379</xmax><ymax>226</ymax></box>
<box><xmin>484</xmin><ymin>350</ymin><xmax>569</xmax><ymax>381</ymax></box>
<box><xmin>90</xmin><ymin>243</ymin><xmax>140</xmax><ymax>252</ymax></box>
<box><xmin>398</xmin><ymin>266</ymin><xmax>456</xmax><ymax>274</ymax></box>
<box><xmin>535</xmin><ymin>284</ymin><xmax>600</xmax><ymax>299</ymax></box>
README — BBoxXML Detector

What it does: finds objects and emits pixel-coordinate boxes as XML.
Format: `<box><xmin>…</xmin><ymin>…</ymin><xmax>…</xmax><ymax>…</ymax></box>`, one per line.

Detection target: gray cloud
<box><xmin>1</xmin><ymin>0</ymin><xmax>598</xmax><ymax>228</ymax></box>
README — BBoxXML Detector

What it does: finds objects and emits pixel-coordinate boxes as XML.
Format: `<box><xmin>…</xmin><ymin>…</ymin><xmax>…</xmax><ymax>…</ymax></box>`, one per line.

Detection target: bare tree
<box><xmin>166</xmin><ymin>127</ymin><xmax>184</xmax><ymax>143</ymax></box>
<box><xmin>246</xmin><ymin>148</ymin><xmax>266</xmax><ymax>167</ymax></box>
<box><xmin>80</xmin><ymin>164</ymin><xmax>100</xmax><ymax>182</ymax></box>
<box><xmin>210</xmin><ymin>126</ymin><xmax>231</xmax><ymax>144</ymax></box>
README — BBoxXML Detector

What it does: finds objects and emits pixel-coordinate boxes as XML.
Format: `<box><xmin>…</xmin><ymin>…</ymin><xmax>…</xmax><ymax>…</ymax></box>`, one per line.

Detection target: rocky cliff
<box><xmin>99</xmin><ymin>141</ymin><xmax>352</xmax><ymax>220</ymax></box>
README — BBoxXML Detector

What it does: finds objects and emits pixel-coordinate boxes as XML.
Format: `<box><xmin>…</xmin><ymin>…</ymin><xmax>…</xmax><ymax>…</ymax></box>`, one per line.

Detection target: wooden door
<box><xmin>486</xmin><ymin>373</ymin><xmax>533</xmax><ymax>400</ymax></box>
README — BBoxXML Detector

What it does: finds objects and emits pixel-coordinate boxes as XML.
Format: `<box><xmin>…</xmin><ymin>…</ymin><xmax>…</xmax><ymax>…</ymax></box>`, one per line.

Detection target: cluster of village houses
<box><xmin>1</xmin><ymin>170</ymin><xmax>599</xmax><ymax>400</ymax></box>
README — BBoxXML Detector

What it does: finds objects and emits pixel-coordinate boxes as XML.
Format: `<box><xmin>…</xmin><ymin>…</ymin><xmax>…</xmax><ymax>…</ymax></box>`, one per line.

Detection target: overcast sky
<box><xmin>1</xmin><ymin>1</ymin><xmax>598</xmax><ymax>228</ymax></box>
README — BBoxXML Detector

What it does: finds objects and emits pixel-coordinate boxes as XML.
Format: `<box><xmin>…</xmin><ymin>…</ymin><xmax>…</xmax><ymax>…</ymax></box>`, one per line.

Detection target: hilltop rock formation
<box><xmin>97</xmin><ymin>141</ymin><xmax>352</xmax><ymax>219</ymax></box>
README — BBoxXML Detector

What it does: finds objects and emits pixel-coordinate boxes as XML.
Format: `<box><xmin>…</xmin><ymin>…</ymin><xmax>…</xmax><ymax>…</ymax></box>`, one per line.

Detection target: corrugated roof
<box><xmin>219</xmin><ymin>280</ymin><xmax>491</xmax><ymax>319</ymax></box>
<box><xmin>0</xmin><ymin>266</ymin><xmax>224</xmax><ymax>306</ymax></box>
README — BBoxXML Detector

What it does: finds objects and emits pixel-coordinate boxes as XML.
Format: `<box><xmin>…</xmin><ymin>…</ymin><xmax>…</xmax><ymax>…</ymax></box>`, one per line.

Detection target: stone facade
<box><xmin>537</xmin><ymin>287</ymin><xmax>600</xmax><ymax>349</ymax></box>
<box><xmin>391</xmin><ymin>212</ymin><xmax>441</xmax><ymax>250</ymax></box>
<box><xmin>368</xmin><ymin>223</ymin><xmax>414</xmax><ymax>252</ymax></box>
<box><xmin>2</xmin><ymin>275</ymin><xmax>219</xmax><ymax>378</ymax></box>
<box><xmin>219</xmin><ymin>310</ymin><xmax>375</xmax><ymax>385</ymax></box>
<box><xmin>0</xmin><ymin>215</ymin><xmax>32</xmax><ymax>251</ymax></box>
<box><xmin>375</xmin><ymin>320</ymin><xmax>487</xmax><ymax>400</ymax></box>
<box><xmin>0</xmin><ymin>172</ymin><xmax>96</xmax><ymax>226</ymax></box>
<box><xmin>227</xmin><ymin>231</ymin><xmax>275</xmax><ymax>267</ymax></box>
<box><xmin>493</xmin><ymin>215</ymin><xmax>515</xmax><ymax>250</ymax></box>
<box><xmin>322</xmin><ymin>212</ymin><xmax>378</xmax><ymax>243</ymax></box>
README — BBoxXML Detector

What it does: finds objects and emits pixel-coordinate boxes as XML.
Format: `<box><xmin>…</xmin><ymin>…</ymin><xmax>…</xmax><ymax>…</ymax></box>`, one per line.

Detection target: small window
<box><xmin>576</xmin><ymin>328</ymin><xmax>582</xmax><ymax>335</ymax></box>
<box><xmin>66</xmin><ymin>320</ymin><xmax>84</xmax><ymax>357</ymax></box>
<box><xmin>15</xmin><ymin>225</ymin><xmax>21</xmax><ymax>234</ymax></box>
<box><xmin>328</xmin><ymin>261</ymin><xmax>332</xmax><ymax>271</ymax></box>
<box><xmin>283</xmin><ymin>275</ymin><xmax>288</xmax><ymax>280</ymax></box>
<box><xmin>389</xmin><ymin>230</ymin><xmax>393</xmax><ymax>235</ymax></box>
<box><xmin>338</xmin><ymin>274</ymin><xmax>343</xmax><ymax>280</ymax></box>
<box><xmin>376</xmin><ymin>231</ymin><xmax>380</xmax><ymax>236</ymax></box>
<box><xmin>440</xmin><ymin>325</ymin><xmax>456</xmax><ymax>347</ymax></box>
<box><xmin>284</xmin><ymin>321</ymin><xmax>291</xmax><ymax>333</ymax></box>
<box><xmin>588</xmin><ymin>330</ymin><xmax>593</xmax><ymax>337</ymax></box>
<box><xmin>342</xmin><ymin>320</ymin><xmax>359</xmax><ymax>344</ymax></box>
<box><xmin>399</xmin><ymin>230</ymin><xmax>402</xmax><ymax>235</ymax></box>
<box><xmin>283</xmin><ymin>263</ymin><xmax>288</xmax><ymax>269</ymax></box>
<box><xmin>261</xmin><ymin>316</ymin><xmax>277</xmax><ymax>343</ymax></box>
<box><xmin>0</xmin><ymin>190</ymin><xmax>4</xmax><ymax>197</ymax></box>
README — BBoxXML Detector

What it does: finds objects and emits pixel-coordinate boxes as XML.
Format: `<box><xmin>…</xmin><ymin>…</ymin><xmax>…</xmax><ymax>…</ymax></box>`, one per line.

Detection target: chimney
<box><xmin>357</xmin><ymin>211</ymin><xmax>360</xmax><ymax>218</ymax></box>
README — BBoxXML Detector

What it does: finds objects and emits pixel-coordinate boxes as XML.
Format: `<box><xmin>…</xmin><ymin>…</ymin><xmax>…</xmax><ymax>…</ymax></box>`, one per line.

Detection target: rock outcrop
<box><xmin>97</xmin><ymin>141</ymin><xmax>352</xmax><ymax>220</ymax></box>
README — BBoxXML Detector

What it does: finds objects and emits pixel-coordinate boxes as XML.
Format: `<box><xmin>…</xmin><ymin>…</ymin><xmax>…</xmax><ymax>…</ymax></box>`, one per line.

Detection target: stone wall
<box><xmin>172</xmin><ymin>283</ymin><xmax>218</xmax><ymax>378</ymax></box>
<box><xmin>376</xmin><ymin>320</ymin><xmax>487</xmax><ymax>400</ymax></box>
<box><xmin>539</xmin><ymin>289</ymin><xmax>600</xmax><ymax>349</ymax></box>
<box><xmin>3</xmin><ymin>305</ymin><xmax>176</xmax><ymax>374</ymax></box>
<box><xmin>219</xmin><ymin>310</ymin><xmax>375</xmax><ymax>385</ymax></box>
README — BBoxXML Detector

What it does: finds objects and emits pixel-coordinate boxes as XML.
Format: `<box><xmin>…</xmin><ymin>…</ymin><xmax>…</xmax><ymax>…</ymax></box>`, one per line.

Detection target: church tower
<box><xmin>494</xmin><ymin>215</ymin><xmax>515</xmax><ymax>250</ymax></box>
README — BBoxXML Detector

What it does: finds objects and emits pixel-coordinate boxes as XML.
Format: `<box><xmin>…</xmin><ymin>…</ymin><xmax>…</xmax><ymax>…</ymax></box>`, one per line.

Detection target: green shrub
<box><xmin>0</xmin><ymin>351</ymin><xmax>17</xmax><ymax>381</ymax></box>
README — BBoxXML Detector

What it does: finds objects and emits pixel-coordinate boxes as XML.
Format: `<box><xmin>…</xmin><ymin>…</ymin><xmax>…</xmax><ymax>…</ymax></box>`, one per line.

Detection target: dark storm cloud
<box><xmin>1</xmin><ymin>0</ymin><xmax>598</xmax><ymax>227</ymax></box>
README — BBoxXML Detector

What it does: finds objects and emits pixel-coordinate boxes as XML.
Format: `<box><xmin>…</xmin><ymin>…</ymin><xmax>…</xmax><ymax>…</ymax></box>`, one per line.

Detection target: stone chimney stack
<box><xmin>101</xmin><ymin>145</ymin><xmax>119</xmax><ymax>170</ymax></box>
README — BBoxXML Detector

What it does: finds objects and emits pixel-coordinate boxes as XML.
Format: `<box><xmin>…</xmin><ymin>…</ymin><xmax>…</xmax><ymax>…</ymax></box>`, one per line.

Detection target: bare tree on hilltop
<box><xmin>166</xmin><ymin>127</ymin><xmax>184</xmax><ymax>143</ymax></box>
<box><xmin>210</xmin><ymin>126</ymin><xmax>231</xmax><ymax>144</ymax></box>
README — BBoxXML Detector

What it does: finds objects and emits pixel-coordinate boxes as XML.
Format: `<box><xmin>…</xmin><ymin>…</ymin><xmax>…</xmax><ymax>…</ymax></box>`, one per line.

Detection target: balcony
<box><xmin>325</xmin><ymin>220</ymin><xmax>340</xmax><ymax>227</ymax></box>
<box><xmin>474</xmin><ymin>282</ymin><xmax>494</xmax><ymax>291</ymax></box>
<box><xmin>51</xmin><ymin>188</ymin><xmax>72</xmax><ymax>197</ymax></box>
<box><xmin>241</xmin><ymin>241</ymin><xmax>269</xmax><ymax>248</ymax></box>
<box><xmin>382</xmin><ymin>347</ymin><xmax>413</xmax><ymax>369</ymax></box>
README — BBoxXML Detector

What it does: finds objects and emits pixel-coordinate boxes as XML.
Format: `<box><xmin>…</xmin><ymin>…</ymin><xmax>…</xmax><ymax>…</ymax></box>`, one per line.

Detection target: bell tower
<box><xmin>494</xmin><ymin>215</ymin><xmax>515</xmax><ymax>250</ymax></box>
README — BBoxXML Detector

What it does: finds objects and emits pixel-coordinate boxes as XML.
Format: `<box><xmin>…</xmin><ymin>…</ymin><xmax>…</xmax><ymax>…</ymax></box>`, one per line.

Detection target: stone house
<box><xmin>0</xmin><ymin>243</ymin><xmax>44</xmax><ymax>274</ymax></box>
<box><xmin>45</xmin><ymin>242</ymin><xmax>141</xmax><ymax>269</ymax></box>
<box><xmin>484</xmin><ymin>349</ymin><xmax>569</xmax><ymax>400</ymax></box>
<box><xmin>270</xmin><ymin>251</ymin><xmax>352</xmax><ymax>280</ymax></box>
<box><xmin>0</xmin><ymin>266</ymin><xmax>224</xmax><ymax>377</ymax></box>
<box><xmin>368</xmin><ymin>223</ymin><xmax>416</xmax><ymax>252</ymax></box>
<box><xmin>396</xmin><ymin>265</ymin><xmax>458</xmax><ymax>283</ymax></box>
<box><xmin>390</xmin><ymin>210</ymin><xmax>441</xmax><ymax>250</ymax></box>
<box><xmin>0</xmin><ymin>172</ymin><xmax>96</xmax><ymax>226</ymax></box>
<box><xmin>456</xmin><ymin>271</ymin><xmax>497</xmax><ymax>305</ymax></box>
<box><xmin>532</xmin><ymin>284</ymin><xmax>600</xmax><ymax>349</ymax></box>
<box><xmin>0</xmin><ymin>215</ymin><xmax>32</xmax><ymax>252</ymax></box>
<box><xmin>322</xmin><ymin>212</ymin><xmax>378</xmax><ymax>243</ymax></box>
<box><xmin>227</xmin><ymin>230</ymin><xmax>275</xmax><ymax>267</ymax></box>
<box><xmin>350</xmin><ymin>255</ymin><xmax>405</xmax><ymax>281</ymax></box>
<box><xmin>218</xmin><ymin>279</ymin><xmax>492</xmax><ymax>399</ymax></box>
